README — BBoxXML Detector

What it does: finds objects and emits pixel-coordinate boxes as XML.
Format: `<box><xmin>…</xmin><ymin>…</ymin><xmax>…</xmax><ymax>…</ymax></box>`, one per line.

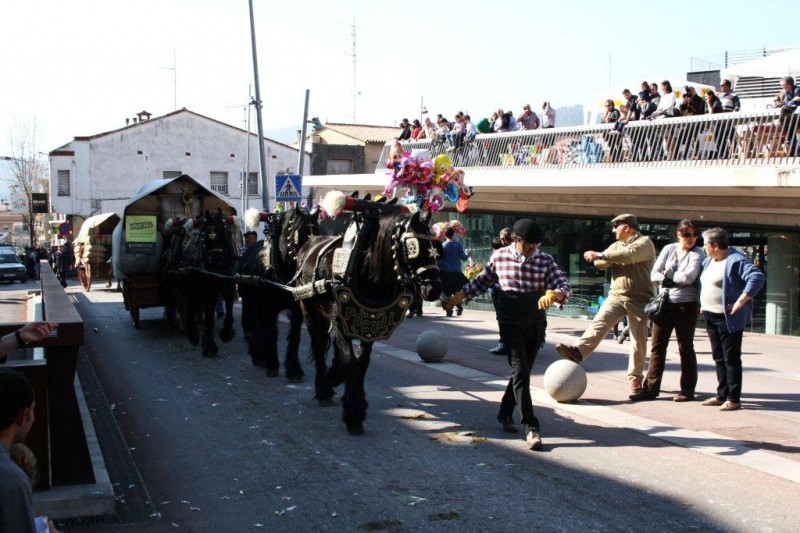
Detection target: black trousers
<box><xmin>498</xmin><ymin>321</ymin><xmax>546</xmax><ymax>430</ymax></box>
<box><xmin>703</xmin><ymin>311</ymin><xmax>744</xmax><ymax>403</ymax></box>
<box><xmin>645</xmin><ymin>301</ymin><xmax>699</xmax><ymax>394</ymax></box>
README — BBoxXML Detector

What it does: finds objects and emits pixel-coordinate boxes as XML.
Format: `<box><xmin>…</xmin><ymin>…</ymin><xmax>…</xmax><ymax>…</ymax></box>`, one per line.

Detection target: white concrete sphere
<box><xmin>416</xmin><ymin>330</ymin><xmax>448</xmax><ymax>363</ymax></box>
<box><xmin>544</xmin><ymin>360</ymin><xmax>587</xmax><ymax>403</ymax></box>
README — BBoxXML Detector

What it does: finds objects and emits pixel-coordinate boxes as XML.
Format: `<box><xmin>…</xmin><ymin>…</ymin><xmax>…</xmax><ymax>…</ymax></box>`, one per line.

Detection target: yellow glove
<box><xmin>443</xmin><ymin>292</ymin><xmax>465</xmax><ymax>311</ymax></box>
<box><xmin>538</xmin><ymin>289</ymin><xmax>559</xmax><ymax>310</ymax></box>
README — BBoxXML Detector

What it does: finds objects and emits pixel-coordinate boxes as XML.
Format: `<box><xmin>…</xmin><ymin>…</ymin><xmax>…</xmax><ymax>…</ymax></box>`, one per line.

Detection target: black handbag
<box><xmin>644</xmin><ymin>289</ymin><xmax>670</xmax><ymax>320</ymax></box>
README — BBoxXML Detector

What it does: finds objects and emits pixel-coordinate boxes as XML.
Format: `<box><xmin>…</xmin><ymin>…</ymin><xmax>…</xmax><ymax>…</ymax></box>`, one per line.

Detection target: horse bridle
<box><xmin>391</xmin><ymin>217</ymin><xmax>441</xmax><ymax>285</ymax></box>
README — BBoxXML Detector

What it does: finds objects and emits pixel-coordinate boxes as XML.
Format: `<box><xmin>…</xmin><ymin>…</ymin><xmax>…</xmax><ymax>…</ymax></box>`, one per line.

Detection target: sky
<box><xmin>2</xmin><ymin>0</ymin><xmax>800</xmax><ymax>159</ymax></box>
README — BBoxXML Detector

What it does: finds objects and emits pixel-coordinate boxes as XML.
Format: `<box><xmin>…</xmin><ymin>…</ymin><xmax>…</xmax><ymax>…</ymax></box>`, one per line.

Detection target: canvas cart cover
<box><xmin>113</xmin><ymin>174</ymin><xmax>238</xmax><ymax>278</ymax></box>
<box><xmin>74</xmin><ymin>212</ymin><xmax>120</xmax><ymax>245</ymax></box>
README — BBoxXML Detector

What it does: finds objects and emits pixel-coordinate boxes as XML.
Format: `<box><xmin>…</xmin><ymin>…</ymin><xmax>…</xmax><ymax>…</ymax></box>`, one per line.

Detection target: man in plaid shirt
<box><xmin>444</xmin><ymin>219</ymin><xmax>571</xmax><ymax>451</ymax></box>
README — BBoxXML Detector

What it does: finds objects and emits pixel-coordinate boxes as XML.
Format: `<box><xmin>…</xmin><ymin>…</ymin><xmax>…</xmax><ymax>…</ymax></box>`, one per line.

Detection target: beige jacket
<box><xmin>593</xmin><ymin>232</ymin><xmax>656</xmax><ymax>302</ymax></box>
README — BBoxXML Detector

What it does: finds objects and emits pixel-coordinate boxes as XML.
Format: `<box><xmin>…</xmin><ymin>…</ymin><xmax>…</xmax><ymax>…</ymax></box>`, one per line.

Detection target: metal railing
<box><xmin>377</xmin><ymin>109</ymin><xmax>800</xmax><ymax>174</ymax></box>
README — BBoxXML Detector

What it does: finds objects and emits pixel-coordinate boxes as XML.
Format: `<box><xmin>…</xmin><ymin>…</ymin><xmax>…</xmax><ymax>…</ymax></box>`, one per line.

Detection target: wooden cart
<box><xmin>113</xmin><ymin>174</ymin><xmax>238</xmax><ymax>328</ymax></box>
<box><xmin>74</xmin><ymin>212</ymin><xmax>120</xmax><ymax>292</ymax></box>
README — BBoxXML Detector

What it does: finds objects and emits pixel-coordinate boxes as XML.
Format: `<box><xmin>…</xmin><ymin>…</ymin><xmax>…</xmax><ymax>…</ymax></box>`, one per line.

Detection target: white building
<box><xmin>48</xmin><ymin>108</ymin><xmax>308</xmax><ymax>232</ymax></box>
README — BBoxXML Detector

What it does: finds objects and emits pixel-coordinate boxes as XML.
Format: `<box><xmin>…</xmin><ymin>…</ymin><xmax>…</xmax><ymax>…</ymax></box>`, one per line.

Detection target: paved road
<box><xmin>4</xmin><ymin>279</ymin><xmax>799</xmax><ymax>531</ymax></box>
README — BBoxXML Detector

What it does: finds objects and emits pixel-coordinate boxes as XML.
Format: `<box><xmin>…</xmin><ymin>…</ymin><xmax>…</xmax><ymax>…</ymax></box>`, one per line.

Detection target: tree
<box><xmin>3</xmin><ymin>119</ymin><xmax>48</xmax><ymax>249</ymax></box>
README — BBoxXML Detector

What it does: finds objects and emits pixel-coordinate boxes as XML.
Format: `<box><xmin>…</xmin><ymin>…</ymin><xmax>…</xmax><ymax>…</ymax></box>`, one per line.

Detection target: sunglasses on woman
<box><xmin>681</xmin><ymin>232</ymin><xmax>698</xmax><ymax>238</ymax></box>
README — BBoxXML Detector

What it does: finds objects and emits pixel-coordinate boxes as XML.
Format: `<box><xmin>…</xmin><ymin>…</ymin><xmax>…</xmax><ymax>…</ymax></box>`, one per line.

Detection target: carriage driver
<box><xmin>444</xmin><ymin>219</ymin><xmax>571</xmax><ymax>451</ymax></box>
<box><xmin>239</xmin><ymin>230</ymin><xmax>260</xmax><ymax>358</ymax></box>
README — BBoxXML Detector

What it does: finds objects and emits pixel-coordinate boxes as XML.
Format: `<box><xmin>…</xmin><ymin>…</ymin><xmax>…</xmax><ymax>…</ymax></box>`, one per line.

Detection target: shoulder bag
<box><xmin>644</xmin><ymin>289</ymin><xmax>670</xmax><ymax>320</ymax></box>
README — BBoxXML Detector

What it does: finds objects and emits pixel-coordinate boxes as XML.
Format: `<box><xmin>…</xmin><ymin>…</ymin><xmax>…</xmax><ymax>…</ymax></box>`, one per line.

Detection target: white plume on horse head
<box><xmin>164</xmin><ymin>219</ymin><xmax>175</xmax><ymax>234</ymax></box>
<box><xmin>244</xmin><ymin>208</ymin><xmax>262</xmax><ymax>231</ymax></box>
<box><xmin>183</xmin><ymin>218</ymin><xmax>194</xmax><ymax>232</ymax></box>
<box><xmin>320</xmin><ymin>190</ymin><xmax>347</xmax><ymax>217</ymax></box>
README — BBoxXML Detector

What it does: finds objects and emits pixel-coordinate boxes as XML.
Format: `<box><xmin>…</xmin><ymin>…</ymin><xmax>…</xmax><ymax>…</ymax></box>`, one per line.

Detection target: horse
<box><xmin>238</xmin><ymin>207</ymin><xmax>319</xmax><ymax>380</ymax></box>
<box><xmin>163</xmin><ymin>211</ymin><xmax>241</xmax><ymax>356</ymax></box>
<box><xmin>293</xmin><ymin>192</ymin><xmax>443</xmax><ymax>435</ymax></box>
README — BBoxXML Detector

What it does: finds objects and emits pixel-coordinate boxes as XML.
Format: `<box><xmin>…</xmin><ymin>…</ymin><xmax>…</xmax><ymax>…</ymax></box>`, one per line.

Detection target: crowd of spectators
<box><xmin>396</xmin><ymin>101</ymin><xmax>558</xmax><ymax>148</ymax></box>
<box><xmin>395</xmin><ymin>77</ymin><xmax>800</xmax><ymax>162</ymax></box>
<box><xmin>397</xmin><ymin>76</ymin><xmax>800</xmax><ymax>156</ymax></box>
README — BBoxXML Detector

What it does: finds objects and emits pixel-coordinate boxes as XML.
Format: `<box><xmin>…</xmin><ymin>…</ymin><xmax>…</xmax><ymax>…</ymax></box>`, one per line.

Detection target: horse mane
<box><xmin>361</xmin><ymin>209</ymin><xmax>404</xmax><ymax>285</ymax></box>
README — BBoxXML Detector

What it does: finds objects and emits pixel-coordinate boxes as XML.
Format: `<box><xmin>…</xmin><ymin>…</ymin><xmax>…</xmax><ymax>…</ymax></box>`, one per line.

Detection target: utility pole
<box><xmin>297</xmin><ymin>89</ymin><xmax>310</xmax><ymax>178</ymax></box>
<box><xmin>248</xmin><ymin>0</ymin><xmax>270</xmax><ymax>211</ymax></box>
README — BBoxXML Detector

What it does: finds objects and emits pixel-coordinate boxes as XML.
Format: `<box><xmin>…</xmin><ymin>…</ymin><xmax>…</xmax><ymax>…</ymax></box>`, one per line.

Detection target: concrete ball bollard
<box><xmin>416</xmin><ymin>330</ymin><xmax>447</xmax><ymax>363</ymax></box>
<box><xmin>544</xmin><ymin>360</ymin><xmax>587</xmax><ymax>403</ymax></box>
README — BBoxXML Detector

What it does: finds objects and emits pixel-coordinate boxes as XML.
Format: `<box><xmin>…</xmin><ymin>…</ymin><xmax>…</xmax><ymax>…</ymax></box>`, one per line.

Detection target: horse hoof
<box><xmin>251</xmin><ymin>358</ymin><xmax>267</xmax><ymax>368</ymax></box>
<box><xmin>202</xmin><ymin>351</ymin><xmax>217</xmax><ymax>358</ymax></box>
<box><xmin>287</xmin><ymin>375</ymin><xmax>304</xmax><ymax>384</ymax></box>
<box><xmin>266</xmin><ymin>369</ymin><xmax>279</xmax><ymax>378</ymax></box>
<box><xmin>317</xmin><ymin>396</ymin><xmax>336</xmax><ymax>407</ymax></box>
<box><xmin>346</xmin><ymin>422</ymin><xmax>364</xmax><ymax>436</ymax></box>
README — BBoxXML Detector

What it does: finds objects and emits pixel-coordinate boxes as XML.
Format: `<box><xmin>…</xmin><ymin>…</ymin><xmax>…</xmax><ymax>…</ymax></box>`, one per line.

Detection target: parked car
<box><xmin>0</xmin><ymin>252</ymin><xmax>27</xmax><ymax>283</ymax></box>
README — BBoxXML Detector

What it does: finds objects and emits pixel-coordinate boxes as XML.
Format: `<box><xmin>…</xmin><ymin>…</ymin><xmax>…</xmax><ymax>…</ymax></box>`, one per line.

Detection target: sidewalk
<box><xmin>385</xmin><ymin>303</ymin><xmax>800</xmax><ymax>472</ymax></box>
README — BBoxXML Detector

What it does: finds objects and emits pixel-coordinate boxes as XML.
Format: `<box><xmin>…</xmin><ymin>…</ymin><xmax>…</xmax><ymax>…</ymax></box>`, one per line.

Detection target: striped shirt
<box><xmin>462</xmin><ymin>245</ymin><xmax>572</xmax><ymax>301</ymax></box>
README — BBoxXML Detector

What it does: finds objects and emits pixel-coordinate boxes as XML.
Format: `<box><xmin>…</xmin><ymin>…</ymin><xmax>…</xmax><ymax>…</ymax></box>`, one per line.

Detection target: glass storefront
<box><xmin>432</xmin><ymin>211</ymin><xmax>800</xmax><ymax>336</ymax></box>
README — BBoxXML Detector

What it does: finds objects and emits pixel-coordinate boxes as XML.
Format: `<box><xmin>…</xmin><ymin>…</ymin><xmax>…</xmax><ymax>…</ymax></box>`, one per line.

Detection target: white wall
<box><xmin>49</xmin><ymin>110</ymin><xmax>309</xmax><ymax>217</ymax></box>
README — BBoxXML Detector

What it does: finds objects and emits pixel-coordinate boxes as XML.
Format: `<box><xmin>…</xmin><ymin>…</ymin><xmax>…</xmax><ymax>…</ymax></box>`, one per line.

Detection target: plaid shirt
<box><xmin>462</xmin><ymin>245</ymin><xmax>572</xmax><ymax>302</ymax></box>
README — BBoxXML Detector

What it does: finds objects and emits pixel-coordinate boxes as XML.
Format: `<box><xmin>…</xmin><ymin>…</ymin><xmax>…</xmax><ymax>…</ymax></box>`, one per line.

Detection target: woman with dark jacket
<box><xmin>698</xmin><ymin>227</ymin><xmax>764</xmax><ymax>411</ymax></box>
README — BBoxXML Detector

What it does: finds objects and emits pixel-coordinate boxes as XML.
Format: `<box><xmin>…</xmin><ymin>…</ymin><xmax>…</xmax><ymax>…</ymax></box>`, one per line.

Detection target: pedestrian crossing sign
<box><xmin>275</xmin><ymin>174</ymin><xmax>302</xmax><ymax>201</ymax></box>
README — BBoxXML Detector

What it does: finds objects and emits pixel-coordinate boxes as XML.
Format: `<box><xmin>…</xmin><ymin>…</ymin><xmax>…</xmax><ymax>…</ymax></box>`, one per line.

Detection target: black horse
<box><xmin>164</xmin><ymin>211</ymin><xmax>241</xmax><ymax>356</ymax></box>
<box><xmin>293</xmin><ymin>194</ymin><xmax>442</xmax><ymax>435</ymax></box>
<box><xmin>238</xmin><ymin>208</ymin><xmax>318</xmax><ymax>380</ymax></box>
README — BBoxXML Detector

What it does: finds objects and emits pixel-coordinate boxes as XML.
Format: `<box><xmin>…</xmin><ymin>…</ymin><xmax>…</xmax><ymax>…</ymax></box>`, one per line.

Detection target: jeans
<box><xmin>703</xmin><ymin>311</ymin><xmax>743</xmax><ymax>403</ymax></box>
<box><xmin>498</xmin><ymin>321</ymin><xmax>546</xmax><ymax>430</ymax></box>
<box><xmin>645</xmin><ymin>301</ymin><xmax>699</xmax><ymax>394</ymax></box>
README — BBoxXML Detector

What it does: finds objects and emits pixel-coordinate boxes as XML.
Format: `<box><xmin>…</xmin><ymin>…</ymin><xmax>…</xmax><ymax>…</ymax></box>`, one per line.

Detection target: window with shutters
<box><xmin>57</xmin><ymin>170</ymin><xmax>70</xmax><ymax>196</ymax></box>
<box><xmin>247</xmin><ymin>172</ymin><xmax>258</xmax><ymax>195</ymax></box>
<box><xmin>210</xmin><ymin>172</ymin><xmax>228</xmax><ymax>195</ymax></box>
<box><xmin>162</xmin><ymin>170</ymin><xmax>182</xmax><ymax>179</ymax></box>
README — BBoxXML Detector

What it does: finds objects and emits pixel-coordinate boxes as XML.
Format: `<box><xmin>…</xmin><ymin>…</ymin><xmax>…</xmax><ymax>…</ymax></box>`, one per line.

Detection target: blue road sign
<box><xmin>275</xmin><ymin>174</ymin><xmax>302</xmax><ymax>202</ymax></box>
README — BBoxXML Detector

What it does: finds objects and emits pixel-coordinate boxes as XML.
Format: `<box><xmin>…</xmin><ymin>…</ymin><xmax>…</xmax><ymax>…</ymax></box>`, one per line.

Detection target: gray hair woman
<box><xmin>699</xmin><ymin>227</ymin><xmax>764</xmax><ymax>411</ymax></box>
<box><xmin>631</xmin><ymin>220</ymin><xmax>704</xmax><ymax>402</ymax></box>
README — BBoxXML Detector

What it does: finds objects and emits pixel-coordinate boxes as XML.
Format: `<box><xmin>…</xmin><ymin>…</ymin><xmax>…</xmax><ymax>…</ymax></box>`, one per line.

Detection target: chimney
<box><xmin>126</xmin><ymin>118</ymin><xmax>130</xmax><ymax>126</ymax></box>
<box><xmin>133</xmin><ymin>117</ymin><xmax>138</xmax><ymax>124</ymax></box>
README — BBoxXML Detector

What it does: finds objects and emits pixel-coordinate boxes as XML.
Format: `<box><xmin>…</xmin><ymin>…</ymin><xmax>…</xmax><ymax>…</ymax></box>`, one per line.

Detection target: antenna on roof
<box><xmin>336</xmin><ymin>16</ymin><xmax>366</xmax><ymax>124</ymax></box>
<box><xmin>158</xmin><ymin>48</ymin><xmax>177</xmax><ymax>110</ymax></box>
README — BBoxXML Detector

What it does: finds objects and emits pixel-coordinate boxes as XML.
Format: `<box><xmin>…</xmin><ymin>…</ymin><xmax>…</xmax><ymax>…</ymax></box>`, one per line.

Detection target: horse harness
<box><xmin>292</xmin><ymin>208</ymin><xmax>439</xmax><ymax>342</ymax></box>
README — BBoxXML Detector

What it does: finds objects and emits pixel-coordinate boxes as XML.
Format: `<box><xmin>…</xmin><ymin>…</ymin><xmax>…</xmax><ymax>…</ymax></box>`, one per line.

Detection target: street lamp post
<box><xmin>420</xmin><ymin>96</ymin><xmax>428</xmax><ymax>124</ymax></box>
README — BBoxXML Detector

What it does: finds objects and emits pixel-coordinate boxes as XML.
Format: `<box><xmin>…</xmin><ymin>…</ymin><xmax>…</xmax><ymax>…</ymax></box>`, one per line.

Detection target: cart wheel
<box><xmin>131</xmin><ymin>306</ymin><xmax>141</xmax><ymax>329</ymax></box>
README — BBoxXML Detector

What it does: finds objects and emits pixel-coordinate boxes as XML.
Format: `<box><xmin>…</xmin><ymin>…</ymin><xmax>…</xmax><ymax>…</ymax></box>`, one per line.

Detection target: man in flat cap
<box><xmin>556</xmin><ymin>214</ymin><xmax>656</xmax><ymax>394</ymax></box>
<box><xmin>444</xmin><ymin>218</ymin><xmax>572</xmax><ymax>451</ymax></box>
<box><xmin>238</xmin><ymin>230</ymin><xmax>261</xmax><ymax>365</ymax></box>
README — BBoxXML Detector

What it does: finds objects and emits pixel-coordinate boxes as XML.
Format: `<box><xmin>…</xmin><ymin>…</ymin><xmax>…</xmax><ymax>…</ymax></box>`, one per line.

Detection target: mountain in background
<box><xmin>266</xmin><ymin>126</ymin><xmax>301</xmax><ymax>145</ymax></box>
<box><xmin>555</xmin><ymin>105</ymin><xmax>584</xmax><ymax>127</ymax></box>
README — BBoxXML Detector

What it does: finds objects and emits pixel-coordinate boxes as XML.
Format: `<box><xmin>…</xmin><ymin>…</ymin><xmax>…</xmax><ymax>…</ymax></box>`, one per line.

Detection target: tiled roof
<box><xmin>321</xmin><ymin>122</ymin><xmax>400</xmax><ymax>144</ymax></box>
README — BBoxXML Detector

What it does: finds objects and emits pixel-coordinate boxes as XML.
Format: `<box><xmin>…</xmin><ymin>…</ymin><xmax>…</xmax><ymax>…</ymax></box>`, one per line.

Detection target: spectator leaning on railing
<box><xmin>718</xmin><ymin>79</ymin><xmax>741</xmax><ymax>112</ymax></box>
<box><xmin>541</xmin><ymin>102</ymin><xmax>556</xmax><ymax>128</ymax></box>
<box><xmin>779</xmin><ymin>76</ymin><xmax>800</xmax><ymax>156</ymax></box>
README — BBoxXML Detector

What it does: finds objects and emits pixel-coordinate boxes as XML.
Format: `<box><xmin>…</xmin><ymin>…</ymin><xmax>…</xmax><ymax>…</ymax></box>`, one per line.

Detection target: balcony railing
<box><xmin>377</xmin><ymin>109</ymin><xmax>799</xmax><ymax>174</ymax></box>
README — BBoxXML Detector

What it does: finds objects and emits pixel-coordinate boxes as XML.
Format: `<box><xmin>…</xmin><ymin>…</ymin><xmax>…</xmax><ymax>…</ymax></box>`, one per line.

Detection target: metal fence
<box><xmin>377</xmin><ymin>109</ymin><xmax>800</xmax><ymax>173</ymax></box>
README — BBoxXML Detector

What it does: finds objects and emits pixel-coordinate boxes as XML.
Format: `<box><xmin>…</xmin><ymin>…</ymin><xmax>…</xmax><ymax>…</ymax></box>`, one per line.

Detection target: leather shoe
<box><xmin>489</xmin><ymin>343</ymin><xmax>510</xmax><ymax>355</ymax></box>
<box><xmin>630</xmin><ymin>378</ymin><xmax>643</xmax><ymax>393</ymax></box>
<box><xmin>555</xmin><ymin>343</ymin><xmax>582</xmax><ymax>363</ymax></box>
<box><xmin>629</xmin><ymin>389</ymin><xmax>658</xmax><ymax>401</ymax></box>
<box><xmin>701</xmin><ymin>397</ymin><xmax>724</xmax><ymax>406</ymax></box>
<box><xmin>719</xmin><ymin>400</ymin><xmax>741</xmax><ymax>411</ymax></box>
<box><xmin>525</xmin><ymin>428</ymin><xmax>542</xmax><ymax>451</ymax></box>
<box><xmin>497</xmin><ymin>414</ymin><xmax>518</xmax><ymax>433</ymax></box>
<box><xmin>673</xmin><ymin>392</ymin><xmax>694</xmax><ymax>402</ymax></box>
